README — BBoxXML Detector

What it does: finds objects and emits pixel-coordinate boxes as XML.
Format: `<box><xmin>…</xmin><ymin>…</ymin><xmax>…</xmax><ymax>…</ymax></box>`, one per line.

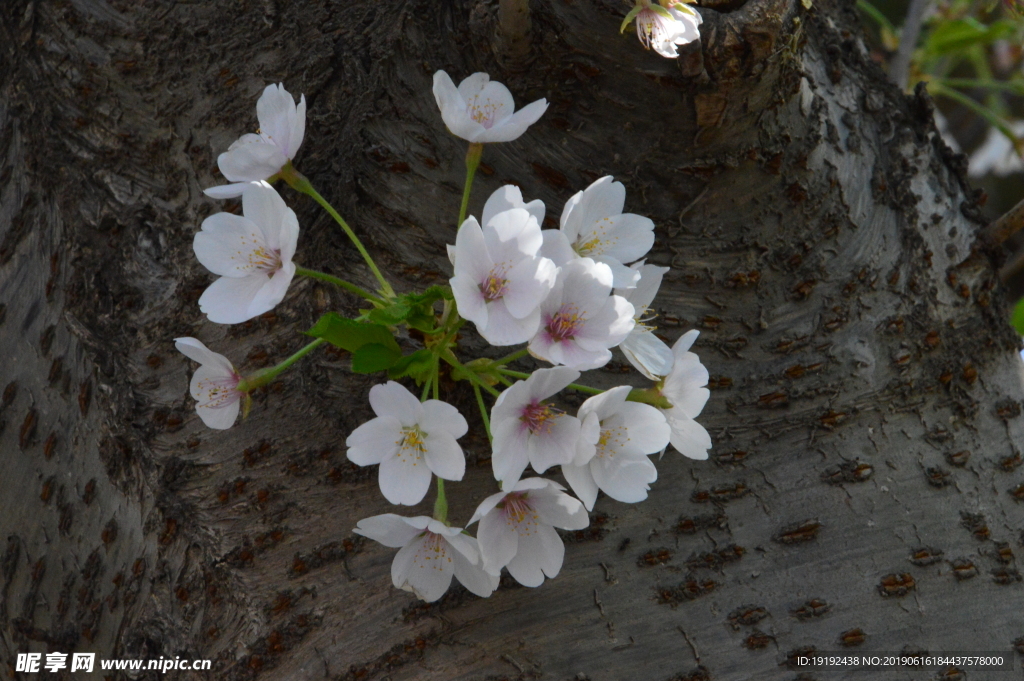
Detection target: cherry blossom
<box><xmin>450</xmin><ymin>209</ymin><xmax>557</xmax><ymax>345</ymax></box>
<box><xmin>623</xmin><ymin>0</ymin><xmax>703</xmax><ymax>59</ymax></box>
<box><xmin>448</xmin><ymin>185</ymin><xmax>545</xmax><ymax>266</ymax></box>
<box><xmin>432</xmin><ymin>71</ymin><xmax>548</xmax><ymax>143</ymax></box>
<box><xmin>345</xmin><ymin>382</ymin><xmax>468</xmax><ymax>506</ymax></box>
<box><xmin>491</xmin><ymin>366</ymin><xmax>582</xmax><ymax>485</ymax></box>
<box><xmin>657</xmin><ymin>330</ymin><xmax>712</xmax><ymax>459</ymax></box>
<box><xmin>354</xmin><ymin>514</ymin><xmax>498</xmax><ymax>602</ymax></box>
<box><xmin>174</xmin><ymin>337</ymin><xmax>243</xmax><ymax>430</ymax></box>
<box><xmin>205</xmin><ymin>83</ymin><xmax>306</xmax><ymax>198</ymax></box>
<box><xmin>529</xmin><ymin>258</ymin><xmax>635</xmax><ymax>370</ymax></box>
<box><xmin>194</xmin><ymin>181</ymin><xmax>299</xmax><ymax>324</ymax></box>
<box><xmin>562</xmin><ymin>386</ymin><xmax>671</xmax><ymax>510</ymax></box>
<box><xmin>540</xmin><ymin>176</ymin><xmax>654</xmax><ymax>288</ymax></box>
<box><xmin>616</xmin><ymin>263</ymin><xmax>674</xmax><ymax>379</ymax></box>
<box><xmin>470</xmin><ymin>478</ymin><xmax>589</xmax><ymax>586</ymax></box>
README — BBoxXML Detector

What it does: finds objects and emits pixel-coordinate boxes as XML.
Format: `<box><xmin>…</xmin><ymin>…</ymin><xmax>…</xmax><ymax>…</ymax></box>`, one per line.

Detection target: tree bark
<box><xmin>2</xmin><ymin>1</ymin><xmax>1023</xmax><ymax>680</ymax></box>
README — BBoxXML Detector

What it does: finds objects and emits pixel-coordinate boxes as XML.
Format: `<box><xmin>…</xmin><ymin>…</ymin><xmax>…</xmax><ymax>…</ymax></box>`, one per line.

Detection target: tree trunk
<box><xmin>2</xmin><ymin>0</ymin><xmax>1022</xmax><ymax>679</ymax></box>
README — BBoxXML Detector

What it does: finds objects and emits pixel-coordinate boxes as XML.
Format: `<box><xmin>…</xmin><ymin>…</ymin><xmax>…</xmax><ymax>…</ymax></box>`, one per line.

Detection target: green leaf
<box><xmin>924</xmin><ymin>18</ymin><xmax>1014</xmax><ymax>56</ymax></box>
<box><xmin>306</xmin><ymin>313</ymin><xmax>400</xmax><ymax>354</ymax></box>
<box><xmin>1011</xmin><ymin>297</ymin><xmax>1024</xmax><ymax>335</ymax></box>
<box><xmin>388</xmin><ymin>349</ymin><xmax>435</xmax><ymax>383</ymax></box>
<box><xmin>367</xmin><ymin>304</ymin><xmax>411</xmax><ymax>327</ymax></box>
<box><xmin>351</xmin><ymin>343</ymin><xmax>403</xmax><ymax>373</ymax></box>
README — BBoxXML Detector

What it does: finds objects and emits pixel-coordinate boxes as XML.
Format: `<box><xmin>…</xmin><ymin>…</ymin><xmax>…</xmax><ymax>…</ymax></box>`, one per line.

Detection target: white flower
<box><xmin>625</xmin><ymin>0</ymin><xmax>703</xmax><ymax>59</ymax></box>
<box><xmin>616</xmin><ymin>263</ymin><xmax>674</xmax><ymax>379</ymax></box>
<box><xmin>194</xmin><ymin>181</ymin><xmax>299</xmax><ymax>324</ymax></box>
<box><xmin>174</xmin><ymin>338</ymin><xmax>243</xmax><ymax>430</ymax></box>
<box><xmin>450</xmin><ymin>210</ymin><xmax>557</xmax><ymax>346</ymax></box>
<box><xmin>345</xmin><ymin>382</ymin><xmax>468</xmax><ymax>506</ymax></box>
<box><xmin>968</xmin><ymin>120</ymin><xmax>1024</xmax><ymax>177</ymax></box>
<box><xmin>205</xmin><ymin>83</ymin><xmax>306</xmax><ymax>198</ymax></box>
<box><xmin>656</xmin><ymin>330</ymin><xmax>712</xmax><ymax>459</ymax></box>
<box><xmin>470</xmin><ymin>478</ymin><xmax>589</xmax><ymax>586</ymax></box>
<box><xmin>562</xmin><ymin>386</ymin><xmax>671</xmax><ymax>510</ymax></box>
<box><xmin>354</xmin><ymin>514</ymin><xmax>498</xmax><ymax>602</ymax></box>
<box><xmin>432</xmin><ymin>71</ymin><xmax>548</xmax><ymax>143</ymax></box>
<box><xmin>448</xmin><ymin>185</ymin><xmax>546</xmax><ymax>266</ymax></box>
<box><xmin>491</xmin><ymin>366</ymin><xmax>582</xmax><ymax>485</ymax></box>
<box><xmin>529</xmin><ymin>258</ymin><xmax>635</xmax><ymax>370</ymax></box>
<box><xmin>540</xmin><ymin>176</ymin><xmax>654</xmax><ymax>289</ymax></box>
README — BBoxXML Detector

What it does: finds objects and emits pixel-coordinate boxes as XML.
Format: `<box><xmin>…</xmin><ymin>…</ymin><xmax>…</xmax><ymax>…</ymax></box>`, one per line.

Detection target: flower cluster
<box><xmin>174</xmin><ymin>72</ymin><xmax>712</xmax><ymax>604</ymax></box>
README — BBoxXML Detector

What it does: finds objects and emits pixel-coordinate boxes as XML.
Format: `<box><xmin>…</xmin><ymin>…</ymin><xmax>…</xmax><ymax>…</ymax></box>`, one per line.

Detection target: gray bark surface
<box><xmin>1</xmin><ymin>0</ymin><xmax>1023</xmax><ymax>680</ymax></box>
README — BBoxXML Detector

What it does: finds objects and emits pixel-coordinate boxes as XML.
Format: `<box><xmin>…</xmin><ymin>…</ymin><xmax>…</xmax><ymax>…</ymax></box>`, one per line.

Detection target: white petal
<box><xmin>503</xmin><ymin>256</ymin><xmax>557</xmax><ymax>320</ymax></box>
<box><xmin>246</xmin><ymin>264</ymin><xmax>294</xmax><ymax>319</ymax></box>
<box><xmin>369</xmin><ymin>381</ymin><xmax>421</xmax><ymax>424</ymax></box>
<box><xmin>672</xmin><ymin>329</ymin><xmax>700</xmax><ymax>354</ymax></box>
<box><xmin>393</xmin><ymin>534</ymin><xmax>455</xmax><ymax>602</ymax></box>
<box><xmin>478</xmin><ymin>509</ymin><xmax>520</xmax><ymax>574</ymax></box>
<box><xmin>378</xmin><ymin>452</ymin><xmax>433</xmax><ymax>506</ymax></box>
<box><xmin>421</xmin><ymin>400</ymin><xmax>468</xmax><ymax>439</ymax></box>
<box><xmin>433</xmin><ymin>71</ymin><xmax>481</xmax><ymax>142</ymax></box>
<box><xmin>481</xmin><ymin>98</ymin><xmax>548</xmax><ymax>143</ymax></box>
<box><xmin>592</xmin><ymin>456</ymin><xmax>658</xmax><ymax>503</ymax></box>
<box><xmin>479</xmin><ymin>301</ymin><xmax>538</xmax><ymax>346</ymax></box>
<box><xmin>345</xmin><ymin>415</ymin><xmax>402</xmax><ymax>465</ymax></box>
<box><xmin>525</xmin><ymin>366</ymin><xmax>580</xmax><ymax>400</ymax></box>
<box><xmin>621</xmin><ymin>331</ymin><xmax>675</xmax><ymax>380</ymax></box>
<box><xmin>469</xmin><ymin>490</ymin><xmax>508</xmax><ymax>525</ymax></box>
<box><xmin>456</xmin><ymin>72</ymin><xmax>490</xmax><ymax>100</ymax></box>
<box><xmin>539</xmin><ymin>230</ymin><xmax>576</xmax><ymax>267</ymax></box>
<box><xmin>577</xmin><ymin>385</ymin><xmax>632</xmax><ymax>423</ymax></box>
<box><xmin>667</xmin><ymin>415</ymin><xmax>712</xmax><ymax>460</ymax></box>
<box><xmin>354</xmin><ymin>514</ymin><xmax>423</xmax><ymax>547</ymax></box>
<box><xmin>527</xmin><ymin>413</ymin><xmax>580</xmax><ymax>473</ymax></box>
<box><xmin>194</xmin><ymin>213</ymin><xmax>267</xmax><ymax>277</ymax></box>
<box><xmin>174</xmin><ymin>337</ymin><xmax>234</xmax><ymax>374</ymax></box>
<box><xmin>614</xmin><ymin>402</ymin><xmax>671</xmax><ymax>454</ymax></box>
<box><xmin>507</xmin><ymin>523</ymin><xmax>563</xmax><ymax>586</ymax></box>
<box><xmin>204</xmin><ymin>183</ymin><xmax>251</xmax><ymax>199</ymax></box>
<box><xmin>452</xmin><ymin>547</ymin><xmax>499</xmax><ymax>597</ymax></box>
<box><xmin>242</xmin><ymin>181</ymin><xmax>289</xmax><ymax>251</ymax></box>
<box><xmin>529</xmin><ymin>486</ymin><xmax>589</xmax><ymax>529</ymax></box>
<box><xmin>199</xmin><ymin>275</ymin><xmax>271</xmax><ymax>324</ymax></box>
<box><xmin>256</xmin><ymin>83</ymin><xmax>297</xmax><ymax>155</ymax></box>
<box><xmin>561</xmin><ymin>463</ymin><xmax>599</xmax><ymax>511</ymax></box>
<box><xmin>573</xmin><ymin>411</ymin><xmax>600</xmax><ymax>466</ymax></box>
<box><xmin>195</xmin><ymin>391</ymin><xmax>241</xmax><ymax>430</ymax></box>
<box><xmin>422</xmin><ymin>430</ymin><xmax>466</xmax><ymax>481</ymax></box>
<box><xmin>217</xmin><ymin>142</ymin><xmax>288</xmax><ymax>183</ymax></box>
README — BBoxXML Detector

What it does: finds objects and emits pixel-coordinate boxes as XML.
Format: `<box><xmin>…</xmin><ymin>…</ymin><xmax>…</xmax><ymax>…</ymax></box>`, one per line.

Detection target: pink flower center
<box><xmin>468</xmin><ymin>97</ymin><xmax>500</xmax><ymax>129</ymax></box>
<box><xmin>196</xmin><ymin>374</ymin><xmax>242</xmax><ymax>409</ymax></box>
<box><xmin>520</xmin><ymin>401</ymin><xmax>563</xmax><ymax>435</ymax></box>
<box><xmin>249</xmin><ymin>245</ymin><xmax>283</xmax><ymax>275</ymax></box>
<box><xmin>636</xmin><ymin>8</ymin><xmax>670</xmax><ymax>48</ymax></box>
<box><xmin>546</xmin><ymin>305</ymin><xmax>585</xmax><ymax>343</ymax></box>
<box><xmin>499</xmin><ymin>492</ymin><xmax>536</xmax><ymax>527</ymax></box>
<box><xmin>479</xmin><ymin>271</ymin><xmax>510</xmax><ymax>302</ymax></box>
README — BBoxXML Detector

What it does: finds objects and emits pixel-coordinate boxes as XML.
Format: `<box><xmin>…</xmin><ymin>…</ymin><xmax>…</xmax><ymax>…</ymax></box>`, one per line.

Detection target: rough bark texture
<box><xmin>2</xmin><ymin>1</ymin><xmax>1024</xmax><ymax>680</ymax></box>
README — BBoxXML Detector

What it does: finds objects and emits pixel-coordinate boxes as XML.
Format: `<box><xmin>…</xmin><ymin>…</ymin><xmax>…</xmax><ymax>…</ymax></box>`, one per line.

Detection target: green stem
<box><xmin>295</xmin><ymin>266</ymin><xmax>385</xmax><ymax>305</ymax></box>
<box><xmin>473</xmin><ymin>382</ymin><xmax>492</xmax><ymax>442</ymax></box>
<box><xmin>443</xmin><ymin>350</ymin><xmax>501</xmax><ymax>396</ymax></box>
<box><xmin>280</xmin><ymin>162</ymin><xmax>395</xmax><ymax>297</ymax></box>
<box><xmin>493</xmin><ymin>347</ymin><xmax>530</xmax><ymax>366</ymax></box>
<box><xmin>432</xmin><ymin>360</ymin><xmax>440</xmax><ymax>400</ymax></box>
<box><xmin>458</xmin><ymin>143</ymin><xmax>484</xmax><ymax>227</ymax></box>
<box><xmin>421</xmin><ymin>373</ymin><xmax>433</xmax><ymax>401</ymax></box>
<box><xmin>433</xmin><ymin>478</ymin><xmax>449</xmax><ymax>524</ymax></box>
<box><xmin>238</xmin><ymin>338</ymin><xmax>326</xmax><ymax>392</ymax></box>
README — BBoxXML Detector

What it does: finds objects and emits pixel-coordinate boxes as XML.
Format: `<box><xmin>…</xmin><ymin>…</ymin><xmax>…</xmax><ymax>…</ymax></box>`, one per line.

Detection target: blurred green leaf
<box><xmin>1011</xmin><ymin>298</ymin><xmax>1024</xmax><ymax>335</ymax></box>
<box><xmin>924</xmin><ymin>18</ymin><xmax>1014</xmax><ymax>55</ymax></box>
<box><xmin>388</xmin><ymin>349</ymin><xmax>435</xmax><ymax>383</ymax></box>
